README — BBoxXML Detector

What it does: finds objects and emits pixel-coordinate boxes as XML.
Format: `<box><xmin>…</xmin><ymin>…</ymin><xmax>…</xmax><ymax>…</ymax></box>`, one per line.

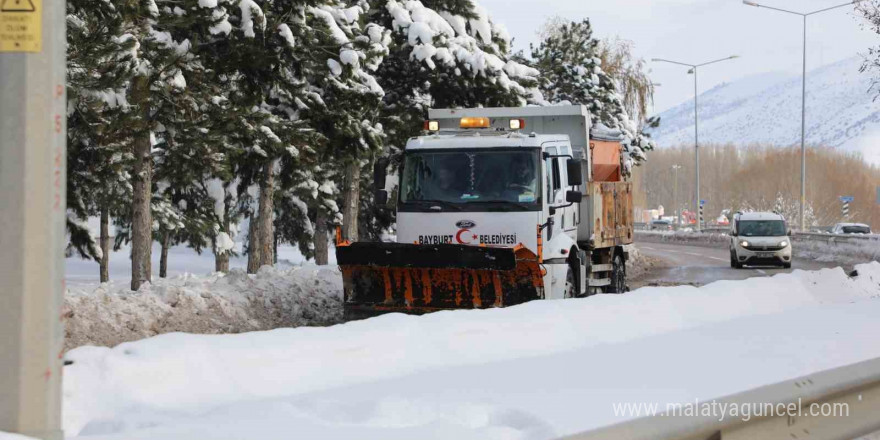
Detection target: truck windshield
<box><xmin>399</xmin><ymin>149</ymin><xmax>541</xmax><ymax>211</ymax></box>
<box><xmin>738</xmin><ymin>220</ymin><xmax>786</xmax><ymax>237</ymax></box>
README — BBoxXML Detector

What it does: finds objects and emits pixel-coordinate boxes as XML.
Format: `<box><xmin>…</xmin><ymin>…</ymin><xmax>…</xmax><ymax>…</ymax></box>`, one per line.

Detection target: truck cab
<box><xmin>395</xmin><ymin>129</ymin><xmax>582</xmax><ymax>298</ymax></box>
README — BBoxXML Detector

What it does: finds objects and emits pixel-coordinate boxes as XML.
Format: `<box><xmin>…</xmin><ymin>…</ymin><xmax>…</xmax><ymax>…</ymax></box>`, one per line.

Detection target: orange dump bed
<box><xmin>590</xmin><ymin>140</ymin><xmax>622</xmax><ymax>182</ymax></box>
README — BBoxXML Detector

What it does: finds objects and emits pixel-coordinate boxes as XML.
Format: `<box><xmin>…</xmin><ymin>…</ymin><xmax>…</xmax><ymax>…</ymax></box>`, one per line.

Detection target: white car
<box><xmin>831</xmin><ymin>223</ymin><xmax>872</xmax><ymax>235</ymax></box>
<box><xmin>729</xmin><ymin>212</ymin><xmax>792</xmax><ymax>269</ymax></box>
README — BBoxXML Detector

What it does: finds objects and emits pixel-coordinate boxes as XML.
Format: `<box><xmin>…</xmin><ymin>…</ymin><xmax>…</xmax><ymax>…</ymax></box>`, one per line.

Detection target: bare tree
<box><xmin>597</xmin><ymin>37</ymin><xmax>655</xmax><ymax>123</ymax></box>
<box><xmin>633</xmin><ymin>144</ymin><xmax>880</xmax><ymax>229</ymax></box>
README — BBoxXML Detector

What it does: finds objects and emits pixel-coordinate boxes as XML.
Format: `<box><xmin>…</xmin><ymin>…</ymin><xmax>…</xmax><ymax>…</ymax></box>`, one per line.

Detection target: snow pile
<box><xmin>0</xmin><ymin>433</ymin><xmax>36</xmax><ymax>440</ymax></box>
<box><xmin>63</xmin><ymin>262</ymin><xmax>880</xmax><ymax>438</ymax></box>
<box><xmin>636</xmin><ymin>229</ymin><xmax>730</xmax><ymax>245</ymax></box>
<box><xmin>64</xmin><ymin>265</ymin><xmax>342</xmax><ymax>351</ymax></box>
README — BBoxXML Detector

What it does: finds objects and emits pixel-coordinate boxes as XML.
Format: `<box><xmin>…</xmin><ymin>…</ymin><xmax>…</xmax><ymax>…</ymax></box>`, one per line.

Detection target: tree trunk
<box><xmin>257</xmin><ymin>161</ymin><xmax>275</xmax><ymax>268</ymax></box>
<box><xmin>341</xmin><ymin>161</ymin><xmax>360</xmax><ymax>242</ymax></box>
<box><xmin>246</xmin><ymin>212</ymin><xmax>260</xmax><ymax>274</ymax></box>
<box><xmin>273</xmin><ymin>232</ymin><xmax>278</xmax><ymax>265</ymax></box>
<box><xmin>215</xmin><ymin>218</ymin><xmax>230</xmax><ymax>273</ymax></box>
<box><xmin>130</xmin><ymin>75</ymin><xmax>152</xmax><ymax>291</ymax></box>
<box><xmin>159</xmin><ymin>232</ymin><xmax>169</xmax><ymax>278</ymax></box>
<box><xmin>215</xmin><ymin>251</ymin><xmax>229</xmax><ymax>273</ymax></box>
<box><xmin>314</xmin><ymin>207</ymin><xmax>329</xmax><ymax>265</ymax></box>
<box><xmin>99</xmin><ymin>207</ymin><xmax>110</xmax><ymax>283</ymax></box>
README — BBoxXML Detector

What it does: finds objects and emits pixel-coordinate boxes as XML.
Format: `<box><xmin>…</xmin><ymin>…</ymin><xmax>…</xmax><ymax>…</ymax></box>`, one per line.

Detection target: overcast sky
<box><xmin>479</xmin><ymin>0</ymin><xmax>879</xmax><ymax>114</ymax></box>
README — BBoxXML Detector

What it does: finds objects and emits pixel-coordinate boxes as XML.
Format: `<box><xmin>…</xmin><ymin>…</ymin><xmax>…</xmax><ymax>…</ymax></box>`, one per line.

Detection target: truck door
<box><xmin>544</xmin><ymin>145</ymin><xmax>564</xmax><ymax>240</ymax></box>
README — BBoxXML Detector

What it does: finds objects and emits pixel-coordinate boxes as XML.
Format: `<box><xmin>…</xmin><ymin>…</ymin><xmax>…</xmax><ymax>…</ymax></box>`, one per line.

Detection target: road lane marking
<box><xmin>708</xmin><ymin>257</ymin><xmax>726</xmax><ymax>262</ymax></box>
<box><xmin>756</xmin><ymin>269</ymin><xmax>767</xmax><ymax>275</ymax></box>
<box><xmin>640</xmin><ymin>246</ymin><xmax>656</xmax><ymax>250</ymax></box>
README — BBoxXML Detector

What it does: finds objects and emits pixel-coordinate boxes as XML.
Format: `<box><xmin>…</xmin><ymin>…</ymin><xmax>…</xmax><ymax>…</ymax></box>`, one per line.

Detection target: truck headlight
<box><xmin>740</xmin><ymin>240</ymin><xmax>750</xmax><ymax>248</ymax></box>
<box><xmin>779</xmin><ymin>241</ymin><xmax>788</xmax><ymax>247</ymax></box>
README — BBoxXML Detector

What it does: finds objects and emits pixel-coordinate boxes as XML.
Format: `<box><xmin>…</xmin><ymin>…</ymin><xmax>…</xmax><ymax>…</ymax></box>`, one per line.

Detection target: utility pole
<box><xmin>743</xmin><ymin>0</ymin><xmax>864</xmax><ymax>230</ymax></box>
<box><xmin>0</xmin><ymin>0</ymin><xmax>66</xmax><ymax>437</ymax></box>
<box><xmin>652</xmin><ymin>55</ymin><xmax>738</xmax><ymax>232</ymax></box>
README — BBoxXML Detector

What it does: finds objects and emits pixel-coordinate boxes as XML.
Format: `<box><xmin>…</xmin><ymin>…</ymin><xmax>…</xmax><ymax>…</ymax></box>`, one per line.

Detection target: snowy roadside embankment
<box><xmin>64</xmin><ymin>266</ymin><xmax>342</xmax><ymax>351</ymax></box>
<box><xmin>64</xmin><ymin>248</ymin><xmax>656</xmax><ymax>351</ymax></box>
<box><xmin>636</xmin><ymin>230</ymin><xmax>880</xmax><ymax>265</ymax></box>
<box><xmin>0</xmin><ymin>432</ymin><xmax>37</xmax><ymax>440</ymax></box>
<box><xmin>63</xmin><ymin>262</ymin><xmax>880</xmax><ymax>438</ymax></box>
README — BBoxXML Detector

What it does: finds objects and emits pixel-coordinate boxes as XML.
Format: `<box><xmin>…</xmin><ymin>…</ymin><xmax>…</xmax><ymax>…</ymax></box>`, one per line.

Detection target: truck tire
<box><xmin>564</xmin><ymin>266</ymin><xmax>577</xmax><ymax>299</ymax></box>
<box><xmin>608</xmin><ymin>253</ymin><xmax>626</xmax><ymax>294</ymax></box>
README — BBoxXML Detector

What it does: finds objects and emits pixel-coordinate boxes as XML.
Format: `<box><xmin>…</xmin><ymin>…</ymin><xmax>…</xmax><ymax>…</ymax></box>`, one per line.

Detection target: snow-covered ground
<box><xmin>63</xmin><ymin>243</ymin><xmax>655</xmax><ymax>351</ymax></box>
<box><xmin>65</xmin><ymin>241</ymin><xmax>336</xmax><ymax>286</ymax></box>
<box><xmin>63</xmin><ymin>261</ymin><xmax>880</xmax><ymax>439</ymax></box>
<box><xmin>0</xmin><ymin>433</ymin><xmax>36</xmax><ymax>440</ymax></box>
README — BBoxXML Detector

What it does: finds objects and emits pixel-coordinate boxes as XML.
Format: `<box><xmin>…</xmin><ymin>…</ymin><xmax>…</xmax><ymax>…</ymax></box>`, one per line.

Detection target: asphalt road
<box><xmin>632</xmin><ymin>241</ymin><xmax>847</xmax><ymax>288</ymax></box>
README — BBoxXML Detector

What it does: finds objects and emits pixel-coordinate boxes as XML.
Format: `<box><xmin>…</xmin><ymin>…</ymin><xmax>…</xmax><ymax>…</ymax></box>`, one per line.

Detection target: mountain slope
<box><xmin>648</xmin><ymin>57</ymin><xmax>880</xmax><ymax>165</ymax></box>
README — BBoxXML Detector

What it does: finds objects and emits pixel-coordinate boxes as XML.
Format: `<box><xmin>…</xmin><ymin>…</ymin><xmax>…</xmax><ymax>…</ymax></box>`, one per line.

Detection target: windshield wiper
<box><xmin>409</xmin><ymin>199</ymin><xmax>462</xmax><ymax>211</ymax></box>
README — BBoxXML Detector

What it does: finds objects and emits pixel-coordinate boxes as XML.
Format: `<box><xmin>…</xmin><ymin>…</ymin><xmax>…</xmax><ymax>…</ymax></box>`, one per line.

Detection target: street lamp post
<box><xmin>651</xmin><ymin>56</ymin><xmax>739</xmax><ymax>232</ymax></box>
<box><xmin>672</xmin><ymin>164</ymin><xmax>682</xmax><ymax>229</ymax></box>
<box><xmin>743</xmin><ymin>0</ymin><xmax>863</xmax><ymax>231</ymax></box>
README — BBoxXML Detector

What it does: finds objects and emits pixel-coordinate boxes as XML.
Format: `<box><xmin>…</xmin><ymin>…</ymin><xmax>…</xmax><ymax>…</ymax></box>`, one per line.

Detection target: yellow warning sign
<box><xmin>0</xmin><ymin>0</ymin><xmax>41</xmax><ymax>52</ymax></box>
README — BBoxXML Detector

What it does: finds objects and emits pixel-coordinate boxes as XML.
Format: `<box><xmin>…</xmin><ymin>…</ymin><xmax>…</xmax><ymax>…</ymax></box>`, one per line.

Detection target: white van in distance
<box><xmin>729</xmin><ymin>212</ymin><xmax>793</xmax><ymax>269</ymax></box>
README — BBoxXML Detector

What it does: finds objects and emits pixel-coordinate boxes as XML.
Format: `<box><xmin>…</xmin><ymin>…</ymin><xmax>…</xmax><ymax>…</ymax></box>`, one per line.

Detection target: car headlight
<box><xmin>779</xmin><ymin>241</ymin><xmax>788</xmax><ymax>247</ymax></box>
<box><xmin>740</xmin><ymin>240</ymin><xmax>750</xmax><ymax>248</ymax></box>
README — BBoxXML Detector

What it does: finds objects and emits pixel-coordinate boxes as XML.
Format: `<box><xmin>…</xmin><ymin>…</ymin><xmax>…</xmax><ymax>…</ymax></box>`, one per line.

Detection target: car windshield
<box><xmin>399</xmin><ymin>149</ymin><xmax>541</xmax><ymax>208</ymax></box>
<box><xmin>738</xmin><ymin>220</ymin><xmax>786</xmax><ymax>237</ymax></box>
<box><xmin>841</xmin><ymin>226</ymin><xmax>870</xmax><ymax>234</ymax></box>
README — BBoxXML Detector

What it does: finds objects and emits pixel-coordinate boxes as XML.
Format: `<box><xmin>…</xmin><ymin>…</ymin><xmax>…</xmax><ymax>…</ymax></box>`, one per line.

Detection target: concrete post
<box><xmin>0</xmin><ymin>0</ymin><xmax>66</xmax><ymax>437</ymax></box>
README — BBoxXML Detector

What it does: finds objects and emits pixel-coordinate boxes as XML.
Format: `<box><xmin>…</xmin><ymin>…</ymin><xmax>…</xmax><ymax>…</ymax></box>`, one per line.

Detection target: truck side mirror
<box><xmin>373</xmin><ymin>157</ymin><xmax>389</xmax><ymax>191</ymax></box>
<box><xmin>565</xmin><ymin>190</ymin><xmax>582</xmax><ymax>204</ymax></box>
<box><xmin>787</xmin><ymin>229</ymin><xmax>793</xmax><ymax>236</ymax></box>
<box><xmin>566</xmin><ymin>160</ymin><xmax>583</xmax><ymax>186</ymax></box>
<box><xmin>375</xmin><ymin>189</ymin><xmax>389</xmax><ymax>207</ymax></box>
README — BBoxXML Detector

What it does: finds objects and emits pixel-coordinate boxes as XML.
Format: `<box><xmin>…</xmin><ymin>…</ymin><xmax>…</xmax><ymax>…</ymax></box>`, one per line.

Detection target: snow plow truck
<box><xmin>337</xmin><ymin>106</ymin><xmax>634</xmax><ymax>321</ymax></box>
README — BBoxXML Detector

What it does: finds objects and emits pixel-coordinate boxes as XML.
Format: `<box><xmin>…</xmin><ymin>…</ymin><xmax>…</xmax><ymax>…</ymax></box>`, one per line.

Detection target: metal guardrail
<box><xmin>560</xmin><ymin>357</ymin><xmax>880</xmax><ymax>440</ymax></box>
<box><xmin>634</xmin><ymin>227</ymin><xmax>879</xmax><ymax>243</ymax></box>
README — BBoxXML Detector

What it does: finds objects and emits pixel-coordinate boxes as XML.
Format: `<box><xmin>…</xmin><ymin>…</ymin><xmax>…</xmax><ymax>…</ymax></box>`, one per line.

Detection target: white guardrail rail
<box><xmin>560</xmin><ymin>357</ymin><xmax>880</xmax><ymax>440</ymax></box>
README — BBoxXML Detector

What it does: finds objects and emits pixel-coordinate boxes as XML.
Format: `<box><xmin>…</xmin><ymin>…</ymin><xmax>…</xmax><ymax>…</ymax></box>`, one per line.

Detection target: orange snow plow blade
<box><xmin>337</xmin><ymin>243</ymin><xmax>544</xmax><ymax>321</ymax></box>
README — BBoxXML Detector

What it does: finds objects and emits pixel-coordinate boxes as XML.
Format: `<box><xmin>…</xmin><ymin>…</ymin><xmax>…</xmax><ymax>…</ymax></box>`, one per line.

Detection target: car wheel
<box><xmin>730</xmin><ymin>250</ymin><xmax>743</xmax><ymax>269</ymax></box>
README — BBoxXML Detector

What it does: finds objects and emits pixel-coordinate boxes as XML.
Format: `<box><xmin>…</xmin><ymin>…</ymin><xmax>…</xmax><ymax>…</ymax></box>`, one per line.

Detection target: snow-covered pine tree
<box><xmin>67</xmin><ymin>0</ymin><xmax>140</xmax><ymax>282</ymax></box>
<box><xmin>351</xmin><ymin>0</ymin><xmax>542</xmax><ymax>242</ymax></box>
<box><xmin>530</xmin><ymin>18</ymin><xmax>654</xmax><ymax>175</ymax></box>
<box><xmin>296</xmin><ymin>0</ymin><xmax>390</xmax><ymax>249</ymax></box>
<box><xmin>96</xmin><ymin>0</ymin><xmax>231</xmax><ymax>290</ymax></box>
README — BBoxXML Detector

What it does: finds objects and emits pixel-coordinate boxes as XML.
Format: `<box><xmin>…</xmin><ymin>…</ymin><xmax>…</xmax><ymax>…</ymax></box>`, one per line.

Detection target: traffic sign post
<box><xmin>699</xmin><ymin>200</ymin><xmax>706</xmax><ymax>229</ymax></box>
<box><xmin>839</xmin><ymin>196</ymin><xmax>853</xmax><ymax>220</ymax></box>
<box><xmin>0</xmin><ymin>0</ymin><xmax>65</xmax><ymax>437</ymax></box>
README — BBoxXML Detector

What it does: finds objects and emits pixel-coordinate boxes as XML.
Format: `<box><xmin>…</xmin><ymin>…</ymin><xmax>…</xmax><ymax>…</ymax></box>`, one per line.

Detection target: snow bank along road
<box><xmin>62</xmin><ymin>262</ymin><xmax>880</xmax><ymax>440</ymax></box>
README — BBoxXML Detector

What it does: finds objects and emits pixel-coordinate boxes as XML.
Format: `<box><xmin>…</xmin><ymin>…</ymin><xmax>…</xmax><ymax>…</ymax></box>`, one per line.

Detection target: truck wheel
<box><xmin>564</xmin><ymin>267</ymin><xmax>577</xmax><ymax>298</ymax></box>
<box><xmin>608</xmin><ymin>253</ymin><xmax>626</xmax><ymax>294</ymax></box>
